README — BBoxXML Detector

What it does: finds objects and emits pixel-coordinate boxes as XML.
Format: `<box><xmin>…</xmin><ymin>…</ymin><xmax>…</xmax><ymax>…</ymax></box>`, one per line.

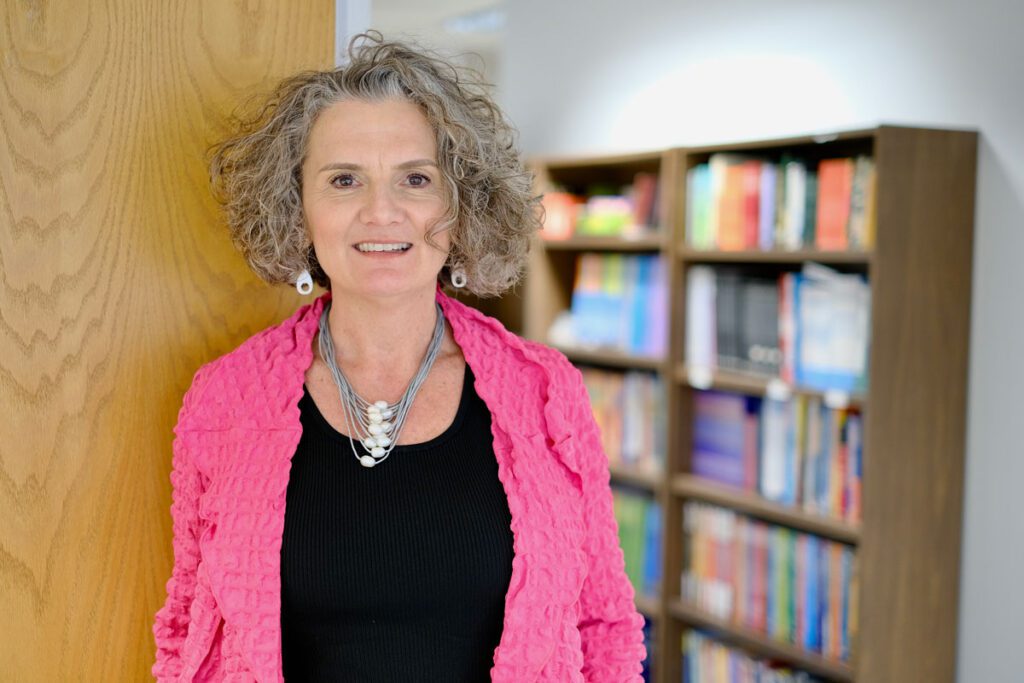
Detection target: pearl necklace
<box><xmin>317</xmin><ymin>300</ymin><xmax>446</xmax><ymax>468</ymax></box>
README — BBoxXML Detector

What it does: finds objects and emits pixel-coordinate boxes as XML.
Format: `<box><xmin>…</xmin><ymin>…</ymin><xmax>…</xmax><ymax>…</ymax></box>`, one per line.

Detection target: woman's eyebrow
<box><xmin>317</xmin><ymin>159</ymin><xmax>438</xmax><ymax>173</ymax></box>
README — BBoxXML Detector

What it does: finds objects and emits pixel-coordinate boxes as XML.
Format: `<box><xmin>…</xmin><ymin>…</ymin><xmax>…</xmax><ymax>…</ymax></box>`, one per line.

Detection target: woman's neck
<box><xmin>323</xmin><ymin>287</ymin><xmax>444</xmax><ymax>379</ymax></box>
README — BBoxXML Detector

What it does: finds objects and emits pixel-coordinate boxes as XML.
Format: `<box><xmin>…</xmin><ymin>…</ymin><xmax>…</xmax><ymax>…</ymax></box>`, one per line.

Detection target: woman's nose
<box><xmin>358</xmin><ymin>184</ymin><xmax>403</xmax><ymax>225</ymax></box>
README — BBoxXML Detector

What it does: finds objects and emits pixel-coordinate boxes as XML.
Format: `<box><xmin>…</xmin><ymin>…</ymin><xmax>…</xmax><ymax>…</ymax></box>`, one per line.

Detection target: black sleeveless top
<box><xmin>280</xmin><ymin>363</ymin><xmax>515</xmax><ymax>682</ymax></box>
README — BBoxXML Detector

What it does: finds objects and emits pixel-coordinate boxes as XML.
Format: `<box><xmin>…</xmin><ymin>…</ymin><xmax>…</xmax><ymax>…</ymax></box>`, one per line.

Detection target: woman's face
<box><xmin>301</xmin><ymin>98</ymin><xmax>449</xmax><ymax>302</ymax></box>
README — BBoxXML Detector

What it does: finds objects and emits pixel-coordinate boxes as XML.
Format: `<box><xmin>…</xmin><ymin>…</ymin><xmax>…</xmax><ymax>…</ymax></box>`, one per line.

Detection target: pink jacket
<box><xmin>152</xmin><ymin>288</ymin><xmax>646</xmax><ymax>682</ymax></box>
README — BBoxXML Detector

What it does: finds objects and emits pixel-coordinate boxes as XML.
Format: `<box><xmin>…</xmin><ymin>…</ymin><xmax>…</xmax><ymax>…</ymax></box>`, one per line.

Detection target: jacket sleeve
<box><xmin>152</xmin><ymin>366</ymin><xmax>211</xmax><ymax>681</ymax></box>
<box><xmin>566</xmin><ymin>365</ymin><xmax>647</xmax><ymax>681</ymax></box>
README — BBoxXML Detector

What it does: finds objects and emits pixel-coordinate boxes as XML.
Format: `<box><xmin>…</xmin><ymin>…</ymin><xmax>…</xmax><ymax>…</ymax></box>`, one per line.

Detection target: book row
<box><xmin>685</xmin><ymin>154</ymin><xmax>876</xmax><ymax>252</ymax></box>
<box><xmin>693</xmin><ymin>389</ymin><xmax>863</xmax><ymax>521</ymax></box>
<box><xmin>541</xmin><ymin>171</ymin><xmax>661</xmax><ymax>240</ymax></box>
<box><xmin>612</xmin><ymin>487</ymin><xmax>662</xmax><ymax>599</ymax></box>
<box><xmin>682</xmin><ymin>630</ymin><xmax>823</xmax><ymax>683</ymax></box>
<box><xmin>681</xmin><ymin>502</ymin><xmax>857</xmax><ymax>663</ymax></box>
<box><xmin>686</xmin><ymin>263</ymin><xmax>871</xmax><ymax>393</ymax></box>
<box><xmin>556</xmin><ymin>253</ymin><xmax>668</xmax><ymax>356</ymax></box>
<box><xmin>582</xmin><ymin>367</ymin><xmax>666</xmax><ymax>475</ymax></box>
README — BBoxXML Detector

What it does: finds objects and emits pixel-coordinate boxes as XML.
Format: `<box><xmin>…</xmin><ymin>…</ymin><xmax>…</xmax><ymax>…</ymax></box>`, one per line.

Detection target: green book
<box><xmin>802</xmin><ymin>169</ymin><xmax>819</xmax><ymax>247</ymax></box>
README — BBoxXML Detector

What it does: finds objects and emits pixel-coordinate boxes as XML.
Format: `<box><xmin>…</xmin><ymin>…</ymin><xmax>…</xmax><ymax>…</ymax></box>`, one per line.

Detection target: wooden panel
<box><xmin>0</xmin><ymin>2</ymin><xmax>333</xmax><ymax>680</ymax></box>
<box><xmin>856</xmin><ymin>127</ymin><xmax>977</xmax><ymax>681</ymax></box>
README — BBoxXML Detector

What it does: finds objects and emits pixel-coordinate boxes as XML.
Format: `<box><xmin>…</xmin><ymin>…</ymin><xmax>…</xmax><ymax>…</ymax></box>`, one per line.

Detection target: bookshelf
<box><xmin>522</xmin><ymin>126</ymin><xmax>977</xmax><ymax>683</ymax></box>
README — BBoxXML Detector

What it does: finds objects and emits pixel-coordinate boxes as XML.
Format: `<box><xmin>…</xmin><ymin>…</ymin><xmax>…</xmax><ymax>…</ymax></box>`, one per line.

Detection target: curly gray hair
<box><xmin>209</xmin><ymin>32</ymin><xmax>540</xmax><ymax>298</ymax></box>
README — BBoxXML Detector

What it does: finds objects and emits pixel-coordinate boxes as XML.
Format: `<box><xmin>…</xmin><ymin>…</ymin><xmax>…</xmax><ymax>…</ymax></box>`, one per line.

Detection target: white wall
<box><xmin>502</xmin><ymin>1</ymin><xmax>1024</xmax><ymax>680</ymax></box>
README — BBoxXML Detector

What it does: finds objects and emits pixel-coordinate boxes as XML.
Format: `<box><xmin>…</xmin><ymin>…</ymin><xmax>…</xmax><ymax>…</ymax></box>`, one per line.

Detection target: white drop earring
<box><xmin>296</xmin><ymin>269</ymin><xmax>314</xmax><ymax>295</ymax></box>
<box><xmin>450</xmin><ymin>265</ymin><xmax>467</xmax><ymax>289</ymax></box>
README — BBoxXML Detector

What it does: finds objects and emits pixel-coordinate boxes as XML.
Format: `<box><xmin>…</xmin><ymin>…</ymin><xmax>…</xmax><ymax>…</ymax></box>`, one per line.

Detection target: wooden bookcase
<box><xmin>522</xmin><ymin>126</ymin><xmax>977</xmax><ymax>683</ymax></box>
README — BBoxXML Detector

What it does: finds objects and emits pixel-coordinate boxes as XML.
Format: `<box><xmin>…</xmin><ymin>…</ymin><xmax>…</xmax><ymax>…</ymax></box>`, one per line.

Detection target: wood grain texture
<box><xmin>856</xmin><ymin>126</ymin><xmax>977</xmax><ymax>682</ymax></box>
<box><xmin>0</xmin><ymin>2</ymin><xmax>332</xmax><ymax>680</ymax></box>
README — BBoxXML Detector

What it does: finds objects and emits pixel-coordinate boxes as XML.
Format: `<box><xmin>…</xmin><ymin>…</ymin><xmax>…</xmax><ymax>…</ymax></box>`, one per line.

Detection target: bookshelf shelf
<box><xmin>543</xmin><ymin>234</ymin><xmax>665</xmax><ymax>251</ymax></box>
<box><xmin>671</xmin><ymin>474</ymin><xmax>861</xmax><ymax>545</ymax></box>
<box><xmin>522</xmin><ymin>127</ymin><xmax>976</xmax><ymax>683</ymax></box>
<box><xmin>668</xmin><ymin>599</ymin><xmax>855</xmax><ymax>682</ymax></box>
<box><xmin>674</xmin><ymin>364</ymin><xmax>867</xmax><ymax>408</ymax></box>
<box><xmin>609</xmin><ymin>464</ymin><xmax>663</xmax><ymax>491</ymax></box>
<box><xmin>553</xmin><ymin>344</ymin><xmax>665</xmax><ymax>371</ymax></box>
<box><xmin>678</xmin><ymin>247</ymin><xmax>873</xmax><ymax>266</ymax></box>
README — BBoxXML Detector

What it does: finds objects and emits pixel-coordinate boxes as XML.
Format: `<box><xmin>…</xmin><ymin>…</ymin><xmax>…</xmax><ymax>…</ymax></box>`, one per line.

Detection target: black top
<box><xmin>280</xmin><ymin>363</ymin><xmax>515</xmax><ymax>682</ymax></box>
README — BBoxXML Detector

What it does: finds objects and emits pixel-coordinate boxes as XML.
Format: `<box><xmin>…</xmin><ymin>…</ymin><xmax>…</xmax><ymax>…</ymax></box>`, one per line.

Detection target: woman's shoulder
<box><xmin>439</xmin><ymin>291</ymin><xmax>577</xmax><ymax>378</ymax></box>
<box><xmin>174</xmin><ymin>297</ymin><xmax>323</xmax><ymax>429</ymax></box>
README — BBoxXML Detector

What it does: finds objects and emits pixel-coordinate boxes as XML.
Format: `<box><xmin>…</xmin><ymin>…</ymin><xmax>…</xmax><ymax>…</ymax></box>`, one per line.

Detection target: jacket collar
<box><xmin>200</xmin><ymin>288</ymin><xmax>584</xmax><ymax>682</ymax></box>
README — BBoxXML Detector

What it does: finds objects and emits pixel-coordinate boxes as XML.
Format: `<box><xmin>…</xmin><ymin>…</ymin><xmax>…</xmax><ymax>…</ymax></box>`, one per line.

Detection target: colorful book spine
<box><xmin>568</xmin><ymin>253</ymin><xmax>667</xmax><ymax>355</ymax></box>
<box><xmin>582</xmin><ymin>367</ymin><xmax>665</xmax><ymax>474</ymax></box>
<box><xmin>692</xmin><ymin>388</ymin><xmax>864</xmax><ymax>522</ymax></box>
<box><xmin>684</xmin><ymin>154</ymin><xmax>876</xmax><ymax>251</ymax></box>
<box><xmin>682</xmin><ymin>501</ymin><xmax>858</xmax><ymax>662</ymax></box>
<box><xmin>686</xmin><ymin>263</ymin><xmax>870</xmax><ymax>394</ymax></box>
<box><xmin>613</xmin><ymin>487</ymin><xmax>662</xmax><ymax>599</ymax></box>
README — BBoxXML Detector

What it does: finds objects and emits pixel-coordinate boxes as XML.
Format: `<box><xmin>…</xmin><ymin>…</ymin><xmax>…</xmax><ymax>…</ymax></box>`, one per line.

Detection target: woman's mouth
<box><xmin>354</xmin><ymin>242</ymin><xmax>413</xmax><ymax>253</ymax></box>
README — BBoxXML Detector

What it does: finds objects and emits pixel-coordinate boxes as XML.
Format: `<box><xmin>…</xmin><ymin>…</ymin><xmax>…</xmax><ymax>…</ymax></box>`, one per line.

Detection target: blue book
<box><xmin>817</xmin><ymin>408</ymin><xmax>833</xmax><ymax>514</ymax></box>
<box><xmin>805</xmin><ymin>535</ymin><xmax>821</xmax><ymax>651</ymax></box>
<box><xmin>642</xmin><ymin>500</ymin><xmax>662</xmax><ymax>597</ymax></box>
<box><xmin>628</xmin><ymin>255</ymin><xmax>650</xmax><ymax>354</ymax></box>
<box><xmin>692</xmin><ymin>391</ymin><xmax>747</xmax><ymax>488</ymax></box>
<box><xmin>795</xmin><ymin>269</ymin><xmax>870</xmax><ymax>392</ymax></box>
<box><xmin>644</xmin><ymin>256</ymin><xmax>668</xmax><ymax>357</ymax></box>
<box><xmin>841</xmin><ymin>546</ymin><xmax>853</xmax><ymax>661</ymax></box>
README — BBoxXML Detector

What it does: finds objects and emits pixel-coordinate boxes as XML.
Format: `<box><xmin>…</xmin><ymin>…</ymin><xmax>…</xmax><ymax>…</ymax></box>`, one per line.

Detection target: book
<box><xmin>714</xmin><ymin>268</ymin><xmax>745</xmax><ymax>370</ymax></box>
<box><xmin>540</xmin><ymin>191</ymin><xmax>579</xmax><ymax>241</ymax></box>
<box><xmin>692</xmin><ymin>390</ymin><xmax>750</xmax><ymax>488</ymax></box>
<box><xmin>682</xmin><ymin>501</ymin><xmax>857</xmax><ymax>662</ymax></box>
<box><xmin>758</xmin><ymin>162</ymin><xmax>778</xmax><ymax>250</ymax></box>
<box><xmin>740</xmin><ymin>276</ymin><xmax>782</xmax><ymax>375</ymax></box>
<box><xmin>847</xmin><ymin>156</ymin><xmax>876</xmax><ymax>249</ymax></box>
<box><xmin>686</xmin><ymin>163</ymin><xmax>714</xmax><ymax>248</ymax></box>
<box><xmin>816</xmin><ymin>158</ymin><xmax>855</xmax><ymax>250</ymax></box>
<box><xmin>567</xmin><ymin>253</ymin><xmax>668</xmax><ymax>354</ymax></box>
<box><xmin>782</xmin><ymin>159</ymin><xmax>807</xmax><ymax>249</ymax></box>
<box><xmin>801</xmin><ymin>168</ymin><xmax>819</xmax><ymax>247</ymax></box>
<box><xmin>631</xmin><ymin>171</ymin><xmax>659</xmax><ymax>232</ymax></box>
<box><xmin>685</xmin><ymin>266</ymin><xmax>717</xmax><ymax>371</ymax></box>
<box><xmin>795</xmin><ymin>263</ymin><xmax>871</xmax><ymax>392</ymax></box>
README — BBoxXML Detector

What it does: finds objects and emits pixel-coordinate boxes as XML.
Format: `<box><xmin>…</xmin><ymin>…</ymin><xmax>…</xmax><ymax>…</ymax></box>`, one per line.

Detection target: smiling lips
<box><xmin>354</xmin><ymin>242</ymin><xmax>413</xmax><ymax>253</ymax></box>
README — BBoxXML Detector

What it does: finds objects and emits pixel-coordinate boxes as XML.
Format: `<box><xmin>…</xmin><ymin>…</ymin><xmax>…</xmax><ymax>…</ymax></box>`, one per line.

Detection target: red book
<box><xmin>742</xmin><ymin>160</ymin><xmax>762</xmax><ymax>248</ymax></box>
<box><xmin>815</xmin><ymin>159</ymin><xmax>855</xmax><ymax>250</ymax></box>
<box><xmin>750</xmin><ymin>522</ymin><xmax>768</xmax><ymax>631</ymax></box>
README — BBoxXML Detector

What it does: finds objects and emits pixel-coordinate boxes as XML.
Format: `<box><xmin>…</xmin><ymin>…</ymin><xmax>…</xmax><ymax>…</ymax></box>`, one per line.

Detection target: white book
<box><xmin>685</xmin><ymin>266</ymin><xmax>717</xmax><ymax>371</ymax></box>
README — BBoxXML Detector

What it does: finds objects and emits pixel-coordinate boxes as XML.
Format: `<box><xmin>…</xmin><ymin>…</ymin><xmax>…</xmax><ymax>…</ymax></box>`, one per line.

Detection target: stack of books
<box><xmin>685</xmin><ymin>154</ymin><xmax>876</xmax><ymax>251</ymax></box>
<box><xmin>564</xmin><ymin>253</ymin><xmax>667</xmax><ymax>356</ymax></box>
<box><xmin>686</xmin><ymin>263</ymin><xmax>871</xmax><ymax>393</ymax></box>
<box><xmin>612</xmin><ymin>487</ymin><xmax>662</xmax><ymax>599</ymax></box>
<box><xmin>541</xmin><ymin>171</ymin><xmax>661</xmax><ymax>240</ymax></box>
<box><xmin>581</xmin><ymin>368</ymin><xmax>666</xmax><ymax>476</ymax></box>
<box><xmin>692</xmin><ymin>389</ymin><xmax>863</xmax><ymax>521</ymax></box>
<box><xmin>682</xmin><ymin>501</ymin><xmax>857</xmax><ymax>663</ymax></box>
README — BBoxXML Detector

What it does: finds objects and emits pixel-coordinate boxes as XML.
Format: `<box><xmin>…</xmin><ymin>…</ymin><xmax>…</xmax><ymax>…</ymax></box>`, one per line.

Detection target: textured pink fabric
<box><xmin>152</xmin><ymin>289</ymin><xmax>646</xmax><ymax>682</ymax></box>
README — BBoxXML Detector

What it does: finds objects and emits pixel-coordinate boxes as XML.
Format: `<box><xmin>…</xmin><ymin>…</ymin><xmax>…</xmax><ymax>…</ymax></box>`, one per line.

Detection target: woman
<box><xmin>152</xmin><ymin>34</ymin><xmax>645</xmax><ymax>682</ymax></box>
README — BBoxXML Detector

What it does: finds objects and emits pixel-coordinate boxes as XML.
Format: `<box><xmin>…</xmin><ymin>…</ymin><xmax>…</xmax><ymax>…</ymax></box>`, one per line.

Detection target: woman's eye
<box><xmin>330</xmin><ymin>174</ymin><xmax>356</xmax><ymax>188</ymax></box>
<box><xmin>406</xmin><ymin>173</ymin><xmax>430</xmax><ymax>187</ymax></box>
